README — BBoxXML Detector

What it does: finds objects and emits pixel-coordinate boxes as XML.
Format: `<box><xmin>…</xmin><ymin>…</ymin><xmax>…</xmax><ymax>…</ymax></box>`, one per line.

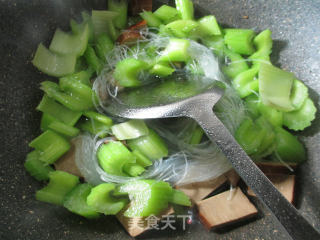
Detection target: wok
<box><xmin>0</xmin><ymin>0</ymin><xmax>319</xmax><ymax>239</ymax></box>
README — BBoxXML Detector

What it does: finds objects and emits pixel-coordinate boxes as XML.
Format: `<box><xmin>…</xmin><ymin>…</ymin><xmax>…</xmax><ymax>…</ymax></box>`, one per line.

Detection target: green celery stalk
<box><xmin>95</xmin><ymin>33</ymin><xmax>114</xmax><ymax>61</ymax></box>
<box><xmin>83</xmin><ymin>111</ymin><xmax>113</xmax><ymax>126</ymax></box>
<box><xmin>127</xmin><ymin>129</ymin><xmax>168</xmax><ymax>161</ymax></box>
<box><xmin>290</xmin><ymin>79</ymin><xmax>308</xmax><ymax>110</ymax></box>
<box><xmin>274</xmin><ymin>127</ymin><xmax>306</xmax><ymax>163</ymax></box>
<box><xmin>154</xmin><ymin>5</ymin><xmax>180</xmax><ymax>24</ymax></box>
<box><xmin>63</xmin><ymin>184</ymin><xmax>100</xmax><ymax>219</ymax></box>
<box><xmin>60</xmin><ymin>69</ymin><xmax>94</xmax><ymax>87</ymax></box>
<box><xmin>198</xmin><ymin>15</ymin><xmax>222</xmax><ymax>36</ymax></box>
<box><xmin>119</xmin><ymin>180</ymin><xmax>173</xmax><ymax>217</ymax></box>
<box><xmin>41</xmin><ymin>81</ymin><xmax>94</xmax><ymax>112</ymax></box>
<box><xmin>24</xmin><ymin>150</ymin><xmax>54</xmax><ymax>181</ymax></box>
<box><xmin>232</xmin><ymin>67</ymin><xmax>259</xmax><ymax>98</ymax></box>
<box><xmin>113</xmin><ymin>58</ymin><xmax>149</xmax><ymax>87</ymax></box>
<box><xmin>29</xmin><ymin>130</ymin><xmax>71</xmax><ymax>164</ymax></box>
<box><xmin>123</xmin><ymin>163</ymin><xmax>145</xmax><ymax>177</ymax></box>
<box><xmin>108</xmin><ymin>0</ymin><xmax>128</xmax><ymax>29</ymax></box>
<box><xmin>40</xmin><ymin>113</ymin><xmax>57</xmax><ymax>132</ymax></box>
<box><xmin>37</xmin><ymin>95</ymin><xmax>82</xmax><ymax>126</ymax></box>
<box><xmin>77</xmin><ymin>119</ymin><xmax>110</xmax><ymax>138</ymax></box>
<box><xmin>201</xmin><ymin>35</ymin><xmax>225</xmax><ymax>57</ymax></box>
<box><xmin>87</xmin><ymin>183</ymin><xmax>128</xmax><ymax>215</ymax></box>
<box><xmin>149</xmin><ymin>63</ymin><xmax>175</xmax><ymax>77</ymax></box>
<box><xmin>140</xmin><ymin>11</ymin><xmax>162</xmax><ymax>28</ymax></box>
<box><xmin>175</xmin><ymin>0</ymin><xmax>194</xmax><ymax>20</ymax></box>
<box><xmin>170</xmin><ymin>190</ymin><xmax>191</xmax><ymax>206</ymax></box>
<box><xmin>249</xmin><ymin>29</ymin><xmax>272</xmax><ymax>69</ymax></box>
<box><xmin>49</xmin><ymin>24</ymin><xmax>89</xmax><ymax>57</ymax></box>
<box><xmin>244</xmin><ymin>94</ymin><xmax>260</xmax><ymax>119</ymax></box>
<box><xmin>84</xmin><ymin>46</ymin><xmax>103</xmax><ymax>73</ymax></box>
<box><xmin>224</xmin><ymin>28</ymin><xmax>256</xmax><ymax>55</ymax></box>
<box><xmin>91</xmin><ymin>10</ymin><xmax>119</xmax><ymax>40</ymax></box>
<box><xmin>97</xmin><ymin>141</ymin><xmax>136</xmax><ymax>176</ymax></box>
<box><xmin>48</xmin><ymin>121</ymin><xmax>80</xmax><ymax>137</ymax></box>
<box><xmin>111</xmin><ymin>120</ymin><xmax>149</xmax><ymax>140</ymax></box>
<box><xmin>189</xmin><ymin>125</ymin><xmax>204</xmax><ymax>144</ymax></box>
<box><xmin>162</xmin><ymin>20</ymin><xmax>199</xmax><ymax>38</ymax></box>
<box><xmin>259</xmin><ymin>63</ymin><xmax>295</xmax><ymax>111</ymax></box>
<box><xmin>36</xmin><ymin>171</ymin><xmax>79</xmax><ymax>205</ymax></box>
<box><xmin>132</xmin><ymin>150</ymin><xmax>152</xmax><ymax>167</ymax></box>
<box><xmin>71</xmin><ymin>12</ymin><xmax>95</xmax><ymax>43</ymax></box>
<box><xmin>222</xmin><ymin>47</ymin><xmax>249</xmax><ymax>79</ymax></box>
<box><xmin>159</xmin><ymin>38</ymin><xmax>191</xmax><ymax>63</ymax></box>
<box><xmin>32</xmin><ymin>43</ymin><xmax>76</xmax><ymax>77</ymax></box>
<box><xmin>258</xmin><ymin>101</ymin><xmax>283</xmax><ymax>127</ymax></box>
<box><xmin>283</xmin><ymin>98</ymin><xmax>316</xmax><ymax>131</ymax></box>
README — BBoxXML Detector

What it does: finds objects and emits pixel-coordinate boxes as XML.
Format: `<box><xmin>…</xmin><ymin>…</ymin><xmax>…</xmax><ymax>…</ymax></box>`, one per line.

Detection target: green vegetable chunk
<box><xmin>170</xmin><ymin>189</ymin><xmax>191</xmax><ymax>206</ymax></box>
<box><xmin>189</xmin><ymin>126</ymin><xmax>204</xmax><ymax>144</ymax></box>
<box><xmin>49</xmin><ymin>24</ymin><xmax>89</xmax><ymax>57</ymax></box>
<box><xmin>259</xmin><ymin>63</ymin><xmax>295</xmax><ymax>111</ymax></box>
<box><xmin>87</xmin><ymin>183</ymin><xmax>128</xmax><ymax>215</ymax></box>
<box><xmin>283</xmin><ymin>98</ymin><xmax>316</xmax><ymax>131</ymax></box>
<box><xmin>274</xmin><ymin>127</ymin><xmax>306</xmax><ymax>163</ymax></box>
<box><xmin>95</xmin><ymin>33</ymin><xmax>114</xmax><ymax>61</ymax></box>
<box><xmin>175</xmin><ymin>0</ymin><xmax>194</xmax><ymax>20</ymax></box>
<box><xmin>111</xmin><ymin>120</ymin><xmax>149</xmax><ymax>140</ymax></box>
<box><xmin>290</xmin><ymin>79</ymin><xmax>308</xmax><ymax>110</ymax></box>
<box><xmin>24</xmin><ymin>150</ymin><xmax>54</xmax><ymax>181</ymax></box>
<box><xmin>40</xmin><ymin>113</ymin><xmax>57</xmax><ymax>132</ymax></box>
<box><xmin>63</xmin><ymin>184</ymin><xmax>100</xmax><ymax>219</ymax></box>
<box><xmin>91</xmin><ymin>10</ymin><xmax>119</xmax><ymax>40</ymax></box>
<box><xmin>36</xmin><ymin>171</ymin><xmax>79</xmax><ymax>205</ymax></box>
<box><xmin>232</xmin><ymin>67</ymin><xmax>259</xmax><ymax>98</ymax></box>
<box><xmin>154</xmin><ymin>5</ymin><xmax>180</xmax><ymax>24</ymax></box>
<box><xmin>202</xmin><ymin>35</ymin><xmax>225</xmax><ymax>57</ymax></box>
<box><xmin>128</xmin><ymin>129</ymin><xmax>168</xmax><ymax>161</ymax></box>
<box><xmin>48</xmin><ymin>121</ymin><xmax>80</xmax><ymax>137</ymax></box>
<box><xmin>140</xmin><ymin>11</ymin><xmax>162</xmax><ymax>27</ymax></box>
<box><xmin>83</xmin><ymin>111</ymin><xmax>113</xmax><ymax>126</ymax></box>
<box><xmin>150</xmin><ymin>63</ymin><xmax>175</xmax><ymax>77</ymax></box>
<box><xmin>123</xmin><ymin>163</ymin><xmax>145</xmax><ymax>177</ymax></box>
<box><xmin>162</xmin><ymin>20</ymin><xmax>199</xmax><ymax>38</ymax></box>
<box><xmin>159</xmin><ymin>38</ymin><xmax>191</xmax><ymax>63</ymax></box>
<box><xmin>60</xmin><ymin>69</ymin><xmax>94</xmax><ymax>87</ymax></box>
<box><xmin>97</xmin><ymin>141</ymin><xmax>136</xmax><ymax>176</ymax></box>
<box><xmin>224</xmin><ymin>28</ymin><xmax>256</xmax><ymax>55</ymax></box>
<box><xmin>198</xmin><ymin>15</ymin><xmax>222</xmax><ymax>36</ymax></box>
<box><xmin>84</xmin><ymin>46</ymin><xmax>103</xmax><ymax>73</ymax></box>
<box><xmin>113</xmin><ymin>58</ymin><xmax>149</xmax><ymax>87</ymax></box>
<box><xmin>32</xmin><ymin>43</ymin><xmax>76</xmax><ymax>77</ymax></box>
<box><xmin>108</xmin><ymin>0</ymin><xmax>128</xmax><ymax>29</ymax></box>
<box><xmin>132</xmin><ymin>150</ymin><xmax>152</xmax><ymax>167</ymax></box>
<box><xmin>222</xmin><ymin>47</ymin><xmax>249</xmax><ymax>79</ymax></box>
<box><xmin>249</xmin><ymin>29</ymin><xmax>272</xmax><ymax>69</ymax></box>
<box><xmin>29</xmin><ymin>130</ymin><xmax>71</xmax><ymax>164</ymax></box>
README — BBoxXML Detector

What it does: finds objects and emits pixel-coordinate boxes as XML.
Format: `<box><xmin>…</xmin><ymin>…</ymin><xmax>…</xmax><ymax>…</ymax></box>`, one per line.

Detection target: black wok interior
<box><xmin>0</xmin><ymin>0</ymin><xmax>319</xmax><ymax>239</ymax></box>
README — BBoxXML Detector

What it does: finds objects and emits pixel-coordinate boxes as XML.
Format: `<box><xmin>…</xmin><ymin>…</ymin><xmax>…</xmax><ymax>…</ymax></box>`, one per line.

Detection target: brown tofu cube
<box><xmin>197</xmin><ymin>187</ymin><xmax>258</xmax><ymax>229</ymax></box>
<box><xmin>116</xmin><ymin>207</ymin><xmax>174</xmax><ymax>237</ymax></box>
<box><xmin>247</xmin><ymin>174</ymin><xmax>295</xmax><ymax>203</ymax></box>
<box><xmin>176</xmin><ymin>175</ymin><xmax>227</xmax><ymax>203</ymax></box>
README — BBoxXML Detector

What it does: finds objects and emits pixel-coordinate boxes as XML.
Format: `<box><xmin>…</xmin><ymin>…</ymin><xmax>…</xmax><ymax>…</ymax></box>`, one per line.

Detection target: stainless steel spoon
<box><xmin>106</xmin><ymin>86</ymin><xmax>320</xmax><ymax>240</ymax></box>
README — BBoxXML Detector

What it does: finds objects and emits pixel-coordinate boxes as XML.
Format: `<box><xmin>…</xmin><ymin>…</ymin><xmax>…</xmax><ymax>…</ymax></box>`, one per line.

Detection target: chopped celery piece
<box><xmin>170</xmin><ymin>190</ymin><xmax>191</xmax><ymax>206</ymax></box>
<box><xmin>60</xmin><ymin>69</ymin><xmax>94</xmax><ymax>87</ymax></box>
<box><xmin>189</xmin><ymin>126</ymin><xmax>204</xmax><ymax>144</ymax></box>
<box><xmin>244</xmin><ymin>94</ymin><xmax>260</xmax><ymax>118</ymax></box>
<box><xmin>63</xmin><ymin>184</ymin><xmax>100</xmax><ymax>219</ymax></box>
<box><xmin>97</xmin><ymin>141</ymin><xmax>135</xmax><ymax>176</ymax></box>
<box><xmin>150</xmin><ymin>63</ymin><xmax>175</xmax><ymax>77</ymax></box>
<box><xmin>87</xmin><ymin>183</ymin><xmax>128</xmax><ymax>215</ymax></box>
<box><xmin>49</xmin><ymin>24</ymin><xmax>89</xmax><ymax>57</ymax></box>
<box><xmin>132</xmin><ymin>149</ymin><xmax>152</xmax><ymax>167</ymax></box>
<box><xmin>175</xmin><ymin>0</ymin><xmax>194</xmax><ymax>20</ymax></box>
<box><xmin>224</xmin><ymin>28</ymin><xmax>256</xmax><ymax>55</ymax></box>
<box><xmin>232</xmin><ymin>67</ymin><xmax>259</xmax><ymax>98</ymax></box>
<box><xmin>48</xmin><ymin>121</ymin><xmax>80</xmax><ymax>137</ymax></box>
<box><xmin>111</xmin><ymin>120</ymin><xmax>149</xmax><ymax>140</ymax></box>
<box><xmin>75</xmin><ymin>56</ymin><xmax>88</xmax><ymax>72</ymax></box>
<box><xmin>222</xmin><ymin>47</ymin><xmax>249</xmax><ymax>79</ymax></box>
<box><xmin>37</xmin><ymin>95</ymin><xmax>82</xmax><ymax>126</ymax></box>
<box><xmin>113</xmin><ymin>58</ymin><xmax>149</xmax><ymax>87</ymax></box>
<box><xmin>36</xmin><ymin>171</ymin><xmax>79</xmax><ymax>206</ymax></box>
<box><xmin>259</xmin><ymin>63</ymin><xmax>295</xmax><ymax>111</ymax></box>
<box><xmin>83</xmin><ymin>111</ymin><xmax>113</xmax><ymax>126</ymax></box>
<box><xmin>119</xmin><ymin>180</ymin><xmax>173</xmax><ymax>217</ymax></box>
<box><xmin>274</xmin><ymin>127</ymin><xmax>306</xmax><ymax>163</ymax></box>
<box><xmin>108</xmin><ymin>0</ymin><xmax>128</xmax><ymax>29</ymax></box>
<box><xmin>40</xmin><ymin>113</ymin><xmax>57</xmax><ymax>131</ymax></box>
<box><xmin>202</xmin><ymin>35</ymin><xmax>225</xmax><ymax>57</ymax></box>
<box><xmin>235</xmin><ymin>118</ymin><xmax>267</xmax><ymax>155</ymax></box>
<box><xmin>127</xmin><ymin>129</ymin><xmax>168</xmax><ymax>161</ymax></box>
<box><xmin>198</xmin><ymin>15</ymin><xmax>222</xmax><ymax>36</ymax></box>
<box><xmin>24</xmin><ymin>150</ymin><xmax>54</xmax><ymax>181</ymax></box>
<box><xmin>140</xmin><ymin>11</ymin><xmax>162</xmax><ymax>28</ymax></box>
<box><xmin>162</xmin><ymin>20</ymin><xmax>199</xmax><ymax>38</ymax></box>
<box><xmin>78</xmin><ymin>118</ymin><xmax>111</xmax><ymax>138</ymax></box>
<box><xmin>91</xmin><ymin>10</ymin><xmax>119</xmax><ymax>40</ymax></box>
<box><xmin>283</xmin><ymin>98</ymin><xmax>316</xmax><ymax>131</ymax></box>
<box><xmin>95</xmin><ymin>33</ymin><xmax>114</xmax><ymax>61</ymax></box>
<box><xmin>29</xmin><ymin>130</ymin><xmax>71</xmax><ymax>164</ymax></box>
<box><xmin>32</xmin><ymin>43</ymin><xmax>76</xmax><ymax>77</ymax></box>
<box><xmin>290</xmin><ymin>79</ymin><xmax>308</xmax><ymax>110</ymax></box>
<box><xmin>258</xmin><ymin>101</ymin><xmax>283</xmax><ymax>127</ymax></box>
<box><xmin>159</xmin><ymin>38</ymin><xmax>190</xmax><ymax>63</ymax></box>
<box><xmin>154</xmin><ymin>5</ymin><xmax>180</xmax><ymax>24</ymax></box>
<box><xmin>123</xmin><ymin>163</ymin><xmax>145</xmax><ymax>177</ymax></box>
<box><xmin>84</xmin><ymin>46</ymin><xmax>103</xmax><ymax>73</ymax></box>
<box><xmin>71</xmin><ymin>12</ymin><xmax>94</xmax><ymax>43</ymax></box>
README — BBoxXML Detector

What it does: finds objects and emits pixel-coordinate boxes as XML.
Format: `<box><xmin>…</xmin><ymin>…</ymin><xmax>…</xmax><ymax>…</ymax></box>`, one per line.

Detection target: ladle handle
<box><xmin>191</xmin><ymin>107</ymin><xmax>320</xmax><ymax>240</ymax></box>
